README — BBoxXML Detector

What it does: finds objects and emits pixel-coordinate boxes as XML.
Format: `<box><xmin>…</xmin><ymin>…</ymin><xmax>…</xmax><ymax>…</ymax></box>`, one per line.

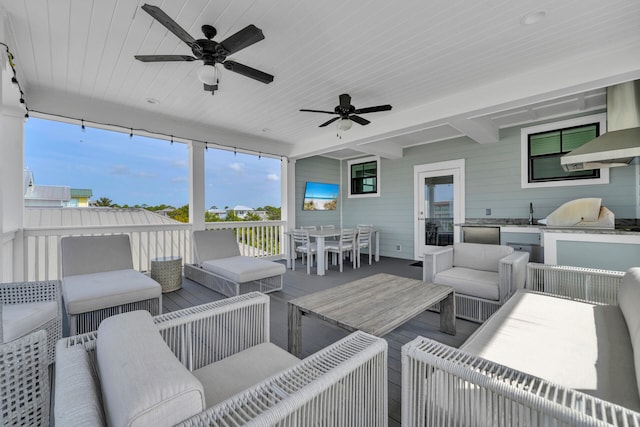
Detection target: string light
<box><xmin>1</xmin><ymin>42</ymin><xmax>29</xmax><ymax>116</ymax></box>
<box><xmin>170</xmin><ymin>135</ymin><xmax>173</xmax><ymax>145</ymax></box>
<box><xmin>81</xmin><ymin>119</ymin><xmax>86</xmax><ymax>132</ymax></box>
<box><xmin>234</xmin><ymin>147</ymin><xmax>237</xmax><ymax>156</ymax></box>
<box><xmin>129</xmin><ymin>128</ymin><xmax>133</xmax><ymax>139</ymax></box>
<box><xmin>24</xmin><ymin>112</ymin><xmax>29</xmax><ymax>123</ymax></box>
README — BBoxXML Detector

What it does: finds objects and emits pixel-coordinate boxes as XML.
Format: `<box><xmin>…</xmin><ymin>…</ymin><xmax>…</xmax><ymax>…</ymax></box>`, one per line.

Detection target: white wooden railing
<box><xmin>12</xmin><ymin>220</ymin><xmax>286</xmax><ymax>282</ymax></box>
<box><xmin>205</xmin><ymin>220</ymin><xmax>286</xmax><ymax>259</ymax></box>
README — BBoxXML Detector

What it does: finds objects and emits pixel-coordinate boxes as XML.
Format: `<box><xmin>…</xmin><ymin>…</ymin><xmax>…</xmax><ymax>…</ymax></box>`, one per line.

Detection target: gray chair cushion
<box><xmin>2</xmin><ymin>301</ymin><xmax>57</xmax><ymax>342</ymax></box>
<box><xmin>192</xmin><ymin>342</ymin><xmax>300</xmax><ymax>406</ymax></box>
<box><xmin>61</xmin><ymin>235</ymin><xmax>134</xmax><ymax>276</ymax></box>
<box><xmin>62</xmin><ymin>269</ymin><xmax>161</xmax><ymax>315</ymax></box>
<box><xmin>97</xmin><ymin>310</ymin><xmax>205</xmax><ymax>427</ymax></box>
<box><xmin>452</xmin><ymin>243</ymin><xmax>513</xmax><ymax>272</ymax></box>
<box><xmin>434</xmin><ymin>267</ymin><xmax>499</xmax><ymax>301</ymax></box>
<box><xmin>193</xmin><ymin>230</ymin><xmax>241</xmax><ymax>263</ymax></box>
<box><xmin>619</xmin><ymin>267</ymin><xmax>640</xmax><ymax>397</ymax></box>
<box><xmin>201</xmin><ymin>256</ymin><xmax>286</xmax><ymax>283</ymax></box>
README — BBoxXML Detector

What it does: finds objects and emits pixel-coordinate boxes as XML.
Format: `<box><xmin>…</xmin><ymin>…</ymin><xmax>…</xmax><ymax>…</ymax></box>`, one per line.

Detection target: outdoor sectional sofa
<box><xmin>54</xmin><ymin>292</ymin><xmax>388</xmax><ymax>426</ymax></box>
<box><xmin>184</xmin><ymin>229</ymin><xmax>285</xmax><ymax>297</ymax></box>
<box><xmin>403</xmin><ymin>263</ymin><xmax>640</xmax><ymax>426</ymax></box>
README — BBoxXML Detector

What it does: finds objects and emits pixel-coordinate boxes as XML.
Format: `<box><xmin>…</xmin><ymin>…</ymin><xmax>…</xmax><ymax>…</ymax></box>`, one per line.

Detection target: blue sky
<box><xmin>24</xmin><ymin>118</ymin><xmax>281</xmax><ymax>209</ymax></box>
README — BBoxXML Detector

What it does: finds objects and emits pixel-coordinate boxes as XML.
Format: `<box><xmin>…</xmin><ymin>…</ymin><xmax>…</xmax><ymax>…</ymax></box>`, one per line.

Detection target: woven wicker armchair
<box><xmin>0</xmin><ymin>280</ymin><xmax>62</xmax><ymax>365</ymax></box>
<box><xmin>56</xmin><ymin>292</ymin><xmax>388</xmax><ymax>426</ymax></box>
<box><xmin>0</xmin><ymin>330</ymin><xmax>50</xmax><ymax>427</ymax></box>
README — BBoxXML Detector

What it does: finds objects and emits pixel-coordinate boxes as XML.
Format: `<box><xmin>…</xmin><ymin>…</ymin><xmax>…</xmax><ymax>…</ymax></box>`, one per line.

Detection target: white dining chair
<box><xmin>356</xmin><ymin>225</ymin><xmax>373</xmax><ymax>268</ymax></box>
<box><xmin>292</xmin><ymin>229</ymin><xmax>318</xmax><ymax>275</ymax></box>
<box><xmin>325</xmin><ymin>228</ymin><xmax>356</xmax><ymax>272</ymax></box>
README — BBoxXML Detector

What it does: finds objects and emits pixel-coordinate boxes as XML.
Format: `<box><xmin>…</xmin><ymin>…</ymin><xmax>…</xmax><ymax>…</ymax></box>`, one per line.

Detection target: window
<box><xmin>348</xmin><ymin>156</ymin><xmax>380</xmax><ymax>198</ymax></box>
<box><xmin>521</xmin><ymin>114</ymin><xmax>608</xmax><ymax>188</ymax></box>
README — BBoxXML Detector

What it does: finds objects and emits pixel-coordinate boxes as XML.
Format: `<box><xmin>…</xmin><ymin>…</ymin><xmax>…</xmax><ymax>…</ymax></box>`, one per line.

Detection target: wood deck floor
<box><xmin>163</xmin><ymin>255</ymin><xmax>480</xmax><ymax>426</ymax></box>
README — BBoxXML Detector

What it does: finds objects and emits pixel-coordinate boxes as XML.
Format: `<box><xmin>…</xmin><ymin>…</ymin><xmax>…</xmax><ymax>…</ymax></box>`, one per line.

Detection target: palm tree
<box><xmin>95</xmin><ymin>197</ymin><xmax>113</xmax><ymax>207</ymax></box>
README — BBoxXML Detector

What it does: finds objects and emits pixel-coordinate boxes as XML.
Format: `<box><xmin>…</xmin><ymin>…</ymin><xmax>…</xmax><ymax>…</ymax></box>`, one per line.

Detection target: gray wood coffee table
<box><xmin>288</xmin><ymin>273</ymin><xmax>455</xmax><ymax>357</ymax></box>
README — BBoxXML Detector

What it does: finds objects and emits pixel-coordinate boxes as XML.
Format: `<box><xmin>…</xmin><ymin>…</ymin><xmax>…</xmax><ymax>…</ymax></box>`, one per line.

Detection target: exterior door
<box><xmin>414</xmin><ymin>160</ymin><xmax>465</xmax><ymax>260</ymax></box>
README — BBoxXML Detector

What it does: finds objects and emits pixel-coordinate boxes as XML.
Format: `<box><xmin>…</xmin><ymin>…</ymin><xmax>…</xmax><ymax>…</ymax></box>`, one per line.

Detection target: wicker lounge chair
<box><xmin>184</xmin><ymin>229</ymin><xmax>285</xmax><ymax>297</ymax></box>
<box><xmin>1</xmin><ymin>280</ymin><xmax>61</xmax><ymax>365</ymax></box>
<box><xmin>55</xmin><ymin>292</ymin><xmax>388</xmax><ymax>426</ymax></box>
<box><xmin>60</xmin><ymin>234</ymin><xmax>162</xmax><ymax>335</ymax></box>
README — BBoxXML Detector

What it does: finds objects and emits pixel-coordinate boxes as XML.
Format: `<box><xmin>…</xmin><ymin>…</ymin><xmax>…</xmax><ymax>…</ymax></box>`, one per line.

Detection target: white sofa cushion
<box><xmin>2</xmin><ymin>301</ymin><xmax>57</xmax><ymax>343</ymax></box>
<box><xmin>97</xmin><ymin>310</ymin><xmax>205</xmax><ymax>427</ymax></box>
<box><xmin>434</xmin><ymin>267</ymin><xmax>499</xmax><ymax>301</ymax></box>
<box><xmin>452</xmin><ymin>243</ymin><xmax>513</xmax><ymax>272</ymax></box>
<box><xmin>202</xmin><ymin>256</ymin><xmax>286</xmax><ymax>283</ymax></box>
<box><xmin>461</xmin><ymin>290</ymin><xmax>640</xmax><ymax>411</ymax></box>
<box><xmin>54</xmin><ymin>345</ymin><xmax>106</xmax><ymax>427</ymax></box>
<box><xmin>193</xmin><ymin>342</ymin><xmax>300</xmax><ymax>406</ymax></box>
<box><xmin>619</xmin><ymin>267</ymin><xmax>640</xmax><ymax>397</ymax></box>
<box><xmin>62</xmin><ymin>269</ymin><xmax>160</xmax><ymax>315</ymax></box>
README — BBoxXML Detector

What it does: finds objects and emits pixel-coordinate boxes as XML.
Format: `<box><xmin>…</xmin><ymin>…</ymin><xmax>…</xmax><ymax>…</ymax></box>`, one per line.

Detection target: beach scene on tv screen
<box><xmin>303</xmin><ymin>182</ymin><xmax>339</xmax><ymax>210</ymax></box>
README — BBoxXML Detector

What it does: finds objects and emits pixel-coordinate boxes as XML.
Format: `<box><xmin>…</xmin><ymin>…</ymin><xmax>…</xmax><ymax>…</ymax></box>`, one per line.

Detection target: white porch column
<box><xmin>188</xmin><ymin>141</ymin><xmax>206</xmax><ymax>232</ymax></box>
<box><xmin>0</xmin><ymin>60</ymin><xmax>26</xmax><ymax>281</ymax></box>
<box><xmin>282</xmin><ymin>159</ymin><xmax>296</xmax><ymax>230</ymax></box>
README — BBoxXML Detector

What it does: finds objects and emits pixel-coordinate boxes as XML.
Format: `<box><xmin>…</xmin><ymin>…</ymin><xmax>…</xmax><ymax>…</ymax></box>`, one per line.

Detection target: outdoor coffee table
<box><xmin>288</xmin><ymin>273</ymin><xmax>455</xmax><ymax>357</ymax></box>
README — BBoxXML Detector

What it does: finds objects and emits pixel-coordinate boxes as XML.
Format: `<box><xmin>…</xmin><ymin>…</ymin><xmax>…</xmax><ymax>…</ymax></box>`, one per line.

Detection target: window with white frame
<box><xmin>348</xmin><ymin>156</ymin><xmax>380</xmax><ymax>198</ymax></box>
<box><xmin>520</xmin><ymin>113</ymin><xmax>608</xmax><ymax>188</ymax></box>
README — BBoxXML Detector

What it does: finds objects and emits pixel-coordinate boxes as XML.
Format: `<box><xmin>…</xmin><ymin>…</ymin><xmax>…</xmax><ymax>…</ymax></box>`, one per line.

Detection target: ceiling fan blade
<box><xmin>349</xmin><ymin>115</ymin><xmax>371</xmax><ymax>126</ymax></box>
<box><xmin>223</xmin><ymin>60</ymin><xmax>274</xmax><ymax>84</ymax></box>
<box><xmin>300</xmin><ymin>109</ymin><xmax>336</xmax><ymax>114</ymax></box>
<box><xmin>141</xmin><ymin>4</ymin><xmax>201</xmax><ymax>55</ymax></box>
<box><xmin>135</xmin><ymin>54</ymin><xmax>197</xmax><ymax>62</ymax></box>
<box><xmin>319</xmin><ymin>117</ymin><xmax>340</xmax><ymax>127</ymax></box>
<box><xmin>354</xmin><ymin>104</ymin><xmax>393</xmax><ymax>114</ymax></box>
<box><xmin>219</xmin><ymin>25</ymin><xmax>265</xmax><ymax>55</ymax></box>
<box><xmin>339</xmin><ymin>94</ymin><xmax>351</xmax><ymax>111</ymax></box>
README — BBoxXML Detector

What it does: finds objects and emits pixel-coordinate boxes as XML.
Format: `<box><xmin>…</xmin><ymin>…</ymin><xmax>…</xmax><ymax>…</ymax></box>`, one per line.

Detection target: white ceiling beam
<box><xmin>448</xmin><ymin>117</ymin><xmax>499</xmax><ymax>144</ymax></box>
<box><xmin>355</xmin><ymin>140</ymin><xmax>403</xmax><ymax>159</ymax></box>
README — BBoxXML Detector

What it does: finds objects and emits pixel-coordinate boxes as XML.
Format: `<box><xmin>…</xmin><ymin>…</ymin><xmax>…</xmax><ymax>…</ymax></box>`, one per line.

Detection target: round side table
<box><xmin>150</xmin><ymin>256</ymin><xmax>182</xmax><ymax>293</ymax></box>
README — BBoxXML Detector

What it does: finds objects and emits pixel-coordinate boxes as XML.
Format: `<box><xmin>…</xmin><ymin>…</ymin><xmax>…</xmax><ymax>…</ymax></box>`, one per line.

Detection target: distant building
<box><xmin>207</xmin><ymin>208</ymin><xmax>227</xmax><ymax>219</ymax></box>
<box><xmin>23</xmin><ymin>170</ymin><xmax>93</xmax><ymax>208</ymax></box>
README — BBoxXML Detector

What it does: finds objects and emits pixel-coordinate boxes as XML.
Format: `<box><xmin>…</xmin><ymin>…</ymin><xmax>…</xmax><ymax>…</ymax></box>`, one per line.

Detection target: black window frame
<box><xmin>350</xmin><ymin>160</ymin><xmax>378</xmax><ymax>195</ymax></box>
<box><xmin>528</xmin><ymin>123</ymin><xmax>600</xmax><ymax>183</ymax></box>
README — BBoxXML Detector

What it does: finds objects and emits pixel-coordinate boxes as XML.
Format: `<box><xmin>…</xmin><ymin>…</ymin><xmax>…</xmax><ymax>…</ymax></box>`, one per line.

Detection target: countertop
<box><xmin>458</xmin><ymin>222</ymin><xmax>640</xmax><ymax>235</ymax></box>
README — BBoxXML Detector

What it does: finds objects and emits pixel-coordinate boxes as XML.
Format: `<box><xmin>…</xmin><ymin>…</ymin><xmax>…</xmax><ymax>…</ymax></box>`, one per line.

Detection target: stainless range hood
<box><xmin>561</xmin><ymin>80</ymin><xmax>640</xmax><ymax>172</ymax></box>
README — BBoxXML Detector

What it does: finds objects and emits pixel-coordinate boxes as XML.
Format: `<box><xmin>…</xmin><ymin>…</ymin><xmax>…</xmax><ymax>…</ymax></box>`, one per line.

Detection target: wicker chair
<box><xmin>55</xmin><ymin>292</ymin><xmax>388</xmax><ymax>426</ymax></box>
<box><xmin>0</xmin><ymin>330</ymin><xmax>50</xmax><ymax>427</ymax></box>
<box><xmin>0</xmin><ymin>280</ymin><xmax>62</xmax><ymax>365</ymax></box>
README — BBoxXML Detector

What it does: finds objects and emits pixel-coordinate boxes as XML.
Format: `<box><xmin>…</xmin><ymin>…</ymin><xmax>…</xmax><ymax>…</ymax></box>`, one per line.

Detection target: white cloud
<box><xmin>266</xmin><ymin>173</ymin><xmax>279</xmax><ymax>181</ymax></box>
<box><xmin>228</xmin><ymin>162</ymin><xmax>244</xmax><ymax>172</ymax></box>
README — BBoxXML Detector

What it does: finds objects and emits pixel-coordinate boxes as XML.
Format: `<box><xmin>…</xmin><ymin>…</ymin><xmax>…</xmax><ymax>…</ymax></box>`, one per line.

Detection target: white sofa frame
<box><xmin>0</xmin><ymin>280</ymin><xmax>61</xmax><ymax>365</ymax></box>
<box><xmin>56</xmin><ymin>292</ymin><xmax>388</xmax><ymax>426</ymax></box>
<box><xmin>1</xmin><ymin>330</ymin><xmax>49</xmax><ymax>427</ymax></box>
<box><xmin>423</xmin><ymin>244</ymin><xmax>529</xmax><ymax>322</ymax></box>
<box><xmin>403</xmin><ymin>263</ymin><xmax>640</xmax><ymax>427</ymax></box>
<box><xmin>184</xmin><ymin>229</ymin><xmax>284</xmax><ymax>297</ymax></box>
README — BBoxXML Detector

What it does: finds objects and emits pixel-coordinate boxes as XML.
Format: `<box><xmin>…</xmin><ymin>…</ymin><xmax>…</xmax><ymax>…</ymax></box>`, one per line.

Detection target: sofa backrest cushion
<box><xmin>97</xmin><ymin>310</ymin><xmax>205</xmax><ymax>427</ymax></box>
<box><xmin>61</xmin><ymin>234</ymin><xmax>133</xmax><ymax>277</ymax></box>
<box><xmin>193</xmin><ymin>229</ymin><xmax>241</xmax><ymax>264</ymax></box>
<box><xmin>453</xmin><ymin>243</ymin><xmax>514</xmax><ymax>272</ymax></box>
<box><xmin>619</xmin><ymin>267</ymin><xmax>640</xmax><ymax>396</ymax></box>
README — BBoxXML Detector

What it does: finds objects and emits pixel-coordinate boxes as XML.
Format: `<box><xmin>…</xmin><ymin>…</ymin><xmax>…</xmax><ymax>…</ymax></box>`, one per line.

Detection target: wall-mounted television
<box><xmin>303</xmin><ymin>182</ymin><xmax>339</xmax><ymax>211</ymax></box>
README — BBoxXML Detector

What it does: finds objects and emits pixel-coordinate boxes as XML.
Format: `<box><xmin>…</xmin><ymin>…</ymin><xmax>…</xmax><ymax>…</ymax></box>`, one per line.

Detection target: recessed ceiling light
<box><xmin>520</xmin><ymin>10</ymin><xmax>547</xmax><ymax>26</ymax></box>
<box><xmin>146</xmin><ymin>97</ymin><xmax>160</xmax><ymax>104</ymax></box>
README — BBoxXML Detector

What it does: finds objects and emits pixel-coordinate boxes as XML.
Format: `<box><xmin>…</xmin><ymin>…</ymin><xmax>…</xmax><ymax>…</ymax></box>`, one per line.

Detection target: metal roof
<box><xmin>24</xmin><ymin>207</ymin><xmax>181</xmax><ymax>228</ymax></box>
<box><xmin>70</xmin><ymin>189</ymin><xmax>93</xmax><ymax>198</ymax></box>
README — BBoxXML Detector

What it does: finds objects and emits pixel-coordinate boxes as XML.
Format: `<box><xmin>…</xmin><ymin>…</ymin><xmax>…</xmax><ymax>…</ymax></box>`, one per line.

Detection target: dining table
<box><xmin>286</xmin><ymin>228</ymin><xmax>380</xmax><ymax>276</ymax></box>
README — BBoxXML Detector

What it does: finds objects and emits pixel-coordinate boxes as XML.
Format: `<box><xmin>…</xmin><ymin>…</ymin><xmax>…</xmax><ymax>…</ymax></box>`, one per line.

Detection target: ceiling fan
<box><xmin>134</xmin><ymin>4</ymin><xmax>273</xmax><ymax>94</ymax></box>
<box><xmin>300</xmin><ymin>94</ymin><xmax>392</xmax><ymax>131</ymax></box>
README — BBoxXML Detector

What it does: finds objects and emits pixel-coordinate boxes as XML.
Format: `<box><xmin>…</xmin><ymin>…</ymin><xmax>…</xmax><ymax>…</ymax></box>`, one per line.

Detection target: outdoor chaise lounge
<box><xmin>184</xmin><ymin>229</ymin><xmax>285</xmax><ymax>297</ymax></box>
<box><xmin>423</xmin><ymin>242</ymin><xmax>529</xmax><ymax>322</ymax></box>
<box><xmin>54</xmin><ymin>292</ymin><xmax>388</xmax><ymax>427</ymax></box>
<box><xmin>60</xmin><ymin>234</ymin><xmax>162</xmax><ymax>335</ymax></box>
<box><xmin>403</xmin><ymin>263</ymin><xmax>640</xmax><ymax>426</ymax></box>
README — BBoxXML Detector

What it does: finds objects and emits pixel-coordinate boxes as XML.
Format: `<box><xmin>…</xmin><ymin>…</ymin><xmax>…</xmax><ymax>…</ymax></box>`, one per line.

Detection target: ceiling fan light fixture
<box><xmin>197</xmin><ymin>64</ymin><xmax>218</xmax><ymax>85</ymax></box>
<box><xmin>337</xmin><ymin>118</ymin><xmax>352</xmax><ymax>131</ymax></box>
